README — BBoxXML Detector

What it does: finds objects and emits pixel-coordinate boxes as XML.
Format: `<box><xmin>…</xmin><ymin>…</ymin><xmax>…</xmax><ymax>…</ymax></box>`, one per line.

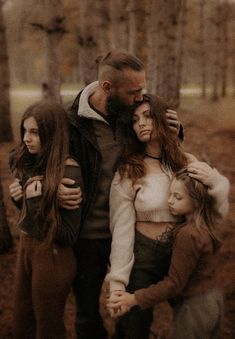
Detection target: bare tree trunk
<box><xmin>78</xmin><ymin>0</ymin><xmax>111</xmax><ymax>85</ymax></box>
<box><xmin>43</xmin><ymin>0</ymin><xmax>65</xmax><ymax>102</ymax></box>
<box><xmin>146</xmin><ymin>0</ymin><xmax>158</xmax><ymax>94</ymax></box>
<box><xmin>175</xmin><ymin>0</ymin><xmax>187</xmax><ymax>108</ymax></box>
<box><xmin>96</xmin><ymin>0</ymin><xmax>111</xmax><ymax>55</ymax></box>
<box><xmin>0</xmin><ymin>170</ymin><xmax>12</xmax><ymax>254</ymax></box>
<box><xmin>0</xmin><ymin>0</ymin><xmax>13</xmax><ymax>142</ymax></box>
<box><xmin>110</xmin><ymin>0</ymin><xmax>129</xmax><ymax>51</ymax></box>
<box><xmin>220</xmin><ymin>0</ymin><xmax>229</xmax><ymax>98</ymax></box>
<box><xmin>233</xmin><ymin>57</ymin><xmax>235</xmax><ymax>98</ymax></box>
<box><xmin>128</xmin><ymin>0</ymin><xmax>147</xmax><ymax>64</ymax></box>
<box><xmin>199</xmin><ymin>0</ymin><xmax>207</xmax><ymax>98</ymax></box>
<box><xmin>211</xmin><ymin>1</ymin><xmax>221</xmax><ymax>102</ymax></box>
<box><xmin>147</xmin><ymin>0</ymin><xmax>183</xmax><ymax>108</ymax></box>
<box><xmin>31</xmin><ymin>0</ymin><xmax>66</xmax><ymax>102</ymax></box>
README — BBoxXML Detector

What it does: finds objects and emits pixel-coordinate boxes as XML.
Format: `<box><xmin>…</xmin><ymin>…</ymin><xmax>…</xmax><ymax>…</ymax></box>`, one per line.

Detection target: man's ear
<box><xmin>102</xmin><ymin>80</ymin><xmax>114</xmax><ymax>95</ymax></box>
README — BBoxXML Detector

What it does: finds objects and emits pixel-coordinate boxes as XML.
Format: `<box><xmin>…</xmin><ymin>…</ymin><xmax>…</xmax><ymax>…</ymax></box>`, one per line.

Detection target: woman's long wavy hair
<box><xmin>118</xmin><ymin>94</ymin><xmax>187</xmax><ymax>182</ymax></box>
<box><xmin>175</xmin><ymin>169</ymin><xmax>220</xmax><ymax>236</ymax></box>
<box><xmin>10</xmin><ymin>101</ymin><xmax>69</xmax><ymax>243</ymax></box>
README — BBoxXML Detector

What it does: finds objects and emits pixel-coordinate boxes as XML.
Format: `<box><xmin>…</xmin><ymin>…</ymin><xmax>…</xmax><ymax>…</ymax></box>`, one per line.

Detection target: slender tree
<box><xmin>175</xmin><ymin>0</ymin><xmax>187</xmax><ymax>108</ymax></box>
<box><xmin>78</xmin><ymin>0</ymin><xmax>107</xmax><ymax>85</ymax></box>
<box><xmin>211</xmin><ymin>0</ymin><xmax>221</xmax><ymax>101</ymax></box>
<box><xmin>0</xmin><ymin>0</ymin><xmax>12</xmax><ymax>142</ymax></box>
<box><xmin>128</xmin><ymin>0</ymin><xmax>148</xmax><ymax>65</ymax></box>
<box><xmin>199</xmin><ymin>0</ymin><xmax>207</xmax><ymax>97</ymax></box>
<box><xmin>31</xmin><ymin>0</ymin><xmax>67</xmax><ymax>102</ymax></box>
<box><xmin>147</xmin><ymin>0</ymin><xmax>185</xmax><ymax>108</ymax></box>
<box><xmin>220</xmin><ymin>0</ymin><xmax>229</xmax><ymax>97</ymax></box>
<box><xmin>110</xmin><ymin>0</ymin><xmax>129</xmax><ymax>51</ymax></box>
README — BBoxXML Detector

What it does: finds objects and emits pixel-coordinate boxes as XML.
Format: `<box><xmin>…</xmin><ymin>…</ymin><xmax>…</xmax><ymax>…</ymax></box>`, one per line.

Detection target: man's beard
<box><xmin>106</xmin><ymin>95</ymin><xmax>139</xmax><ymax>127</ymax></box>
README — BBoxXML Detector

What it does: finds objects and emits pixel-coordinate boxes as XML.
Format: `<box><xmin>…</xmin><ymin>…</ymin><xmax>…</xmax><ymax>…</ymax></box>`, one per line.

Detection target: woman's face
<box><xmin>132</xmin><ymin>102</ymin><xmax>157</xmax><ymax>143</ymax></box>
<box><xmin>168</xmin><ymin>178</ymin><xmax>195</xmax><ymax>219</ymax></box>
<box><xmin>23</xmin><ymin>117</ymin><xmax>41</xmax><ymax>154</ymax></box>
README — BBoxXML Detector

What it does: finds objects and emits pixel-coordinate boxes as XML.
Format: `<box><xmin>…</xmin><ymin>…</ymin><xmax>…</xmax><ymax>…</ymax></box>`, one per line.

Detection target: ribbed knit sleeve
<box><xmin>134</xmin><ymin>225</ymin><xmax>203</xmax><ymax>309</ymax></box>
<box><xmin>207</xmin><ymin>169</ymin><xmax>230</xmax><ymax>220</ymax></box>
<box><xmin>105</xmin><ymin>172</ymin><xmax>137</xmax><ymax>292</ymax></box>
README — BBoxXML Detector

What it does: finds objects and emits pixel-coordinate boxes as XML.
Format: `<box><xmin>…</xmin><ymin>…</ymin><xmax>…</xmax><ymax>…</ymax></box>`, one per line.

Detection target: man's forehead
<box><xmin>119</xmin><ymin>69</ymin><xmax>146</xmax><ymax>87</ymax></box>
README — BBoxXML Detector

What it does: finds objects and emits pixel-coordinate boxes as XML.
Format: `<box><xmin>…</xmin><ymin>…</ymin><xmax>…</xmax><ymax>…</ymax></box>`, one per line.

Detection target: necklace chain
<box><xmin>144</xmin><ymin>153</ymin><xmax>162</xmax><ymax>160</ymax></box>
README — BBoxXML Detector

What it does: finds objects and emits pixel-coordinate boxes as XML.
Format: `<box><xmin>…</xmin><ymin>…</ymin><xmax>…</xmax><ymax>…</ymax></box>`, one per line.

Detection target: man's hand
<box><xmin>9</xmin><ymin>179</ymin><xmax>23</xmax><ymax>202</ymax></box>
<box><xmin>58</xmin><ymin>178</ymin><xmax>82</xmax><ymax>210</ymax></box>
<box><xmin>166</xmin><ymin>109</ymin><xmax>181</xmax><ymax>135</ymax></box>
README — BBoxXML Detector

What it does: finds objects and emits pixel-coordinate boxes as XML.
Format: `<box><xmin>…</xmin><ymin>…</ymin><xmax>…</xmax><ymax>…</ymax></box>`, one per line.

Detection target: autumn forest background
<box><xmin>0</xmin><ymin>0</ymin><xmax>235</xmax><ymax>338</ymax></box>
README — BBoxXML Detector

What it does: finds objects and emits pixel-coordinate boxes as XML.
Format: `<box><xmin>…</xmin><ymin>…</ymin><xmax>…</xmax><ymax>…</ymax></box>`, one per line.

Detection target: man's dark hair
<box><xmin>96</xmin><ymin>50</ymin><xmax>144</xmax><ymax>72</ymax></box>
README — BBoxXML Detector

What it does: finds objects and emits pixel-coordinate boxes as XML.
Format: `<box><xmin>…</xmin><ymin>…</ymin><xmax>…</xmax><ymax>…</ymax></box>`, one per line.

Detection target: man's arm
<box><xmin>58</xmin><ymin>178</ymin><xmax>82</xmax><ymax>210</ymax></box>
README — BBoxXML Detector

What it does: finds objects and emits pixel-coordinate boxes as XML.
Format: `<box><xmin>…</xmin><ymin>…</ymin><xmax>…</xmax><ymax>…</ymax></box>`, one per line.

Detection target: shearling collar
<box><xmin>77</xmin><ymin>81</ymin><xmax>108</xmax><ymax>124</ymax></box>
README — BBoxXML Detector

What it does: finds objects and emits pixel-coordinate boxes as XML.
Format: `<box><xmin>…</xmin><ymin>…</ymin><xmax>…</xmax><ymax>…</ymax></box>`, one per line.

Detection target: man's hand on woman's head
<box><xmin>58</xmin><ymin>178</ymin><xmax>82</xmax><ymax>210</ymax></box>
<box><xmin>166</xmin><ymin>109</ymin><xmax>181</xmax><ymax>135</ymax></box>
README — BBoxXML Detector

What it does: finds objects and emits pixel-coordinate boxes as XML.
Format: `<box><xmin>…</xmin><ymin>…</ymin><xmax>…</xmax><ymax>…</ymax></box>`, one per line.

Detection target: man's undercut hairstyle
<box><xmin>96</xmin><ymin>50</ymin><xmax>145</xmax><ymax>83</ymax></box>
<box><xmin>97</xmin><ymin>50</ymin><xmax>144</xmax><ymax>72</ymax></box>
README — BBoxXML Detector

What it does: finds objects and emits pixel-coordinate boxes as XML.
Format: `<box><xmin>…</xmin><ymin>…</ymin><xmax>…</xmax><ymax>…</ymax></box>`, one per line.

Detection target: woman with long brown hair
<box><xmin>105</xmin><ymin>94</ymin><xmax>228</xmax><ymax>339</ymax></box>
<box><xmin>9</xmin><ymin>101</ymin><xmax>83</xmax><ymax>339</ymax></box>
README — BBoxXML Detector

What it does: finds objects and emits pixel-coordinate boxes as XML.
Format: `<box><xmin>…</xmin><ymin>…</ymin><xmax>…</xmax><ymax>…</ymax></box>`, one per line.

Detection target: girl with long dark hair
<box><xmin>9</xmin><ymin>101</ymin><xmax>83</xmax><ymax>339</ymax></box>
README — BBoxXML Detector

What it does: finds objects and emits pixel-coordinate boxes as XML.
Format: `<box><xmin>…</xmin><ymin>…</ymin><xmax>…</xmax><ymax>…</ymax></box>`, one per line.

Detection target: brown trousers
<box><xmin>13</xmin><ymin>232</ymin><xmax>76</xmax><ymax>339</ymax></box>
<box><xmin>173</xmin><ymin>289</ymin><xmax>224</xmax><ymax>339</ymax></box>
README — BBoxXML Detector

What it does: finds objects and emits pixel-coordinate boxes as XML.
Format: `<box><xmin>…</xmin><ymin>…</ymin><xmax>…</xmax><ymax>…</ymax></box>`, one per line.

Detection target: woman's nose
<box><xmin>23</xmin><ymin>132</ymin><xmax>30</xmax><ymax>142</ymax></box>
<box><xmin>139</xmin><ymin>117</ymin><xmax>146</xmax><ymax>126</ymax></box>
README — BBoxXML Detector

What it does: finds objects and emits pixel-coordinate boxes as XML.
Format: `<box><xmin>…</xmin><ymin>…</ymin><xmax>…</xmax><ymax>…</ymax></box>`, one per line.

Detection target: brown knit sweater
<box><xmin>135</xmin><ymin>221</ymin><xmax>222</xmax><ymax>309</ymax></box>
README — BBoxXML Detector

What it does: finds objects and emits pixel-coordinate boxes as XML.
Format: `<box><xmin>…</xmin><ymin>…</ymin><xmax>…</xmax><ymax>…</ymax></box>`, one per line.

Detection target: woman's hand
<box><xmin>107</xmin><ymin>291</ymin><xmax>137</xmax><ymax>318</ymax></box>
<box><xmin>9</xmin><ymin>179</ymin><xmax>23</xmax><ymax>202</ymax></box>
<box><xmin>187</xmin><ymin>161</ymin><xmax>214</xmax><ymax>187</ymax></box>
<box><xmin>58</xmin><ymin>178</ymin><xmax>82</xmax><ymax>210</ymax></box>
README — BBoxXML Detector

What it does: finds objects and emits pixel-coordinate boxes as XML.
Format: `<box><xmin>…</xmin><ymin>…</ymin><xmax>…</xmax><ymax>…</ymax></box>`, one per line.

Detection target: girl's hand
<box><xmin>187</xmin><ymin>161</ymin><xmax>214</xmax><ymax>186</ymax></box>
<box><xmin>58</xmin><ymin>178</ymin><xmax>82</xmax><ymax>210</ymax></box>
<box><xmin>107</xmin><ymin>291</ymin><xmax>137</xmax><ymax>318</ymax></box>
<box><xmin>25</xmin><ymin>180</ymin><xmax>42</xmax><ymax>198</ymax></box>
<box><xmin>9</xmin><ymin>179</ymin><xmax>23</xmax><ymax>202</ymax></box>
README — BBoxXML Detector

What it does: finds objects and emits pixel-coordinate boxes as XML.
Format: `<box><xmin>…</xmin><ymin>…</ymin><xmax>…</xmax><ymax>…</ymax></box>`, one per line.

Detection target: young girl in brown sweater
<box><xmin>107</xmin><ymin>165</ymin><xmax>229</xmax><ymax>339</ymax></box>
<box><xmin>9</xmin><ymin>101</ymin><xmax>83</xmax><ymax>339</ymax></box>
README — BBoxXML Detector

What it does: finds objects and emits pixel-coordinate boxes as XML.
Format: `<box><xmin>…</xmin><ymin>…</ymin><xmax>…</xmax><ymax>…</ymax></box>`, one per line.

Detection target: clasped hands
<box><xmin>106</xmin><ymin>290</ymin><xmax>137</xmax><ymax>318</ymax></box>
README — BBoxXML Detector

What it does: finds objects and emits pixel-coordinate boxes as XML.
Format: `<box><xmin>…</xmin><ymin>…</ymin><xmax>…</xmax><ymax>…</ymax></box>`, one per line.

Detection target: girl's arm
<box><xmin>108</xmin><ymin>226</ymin><xmax>202</xmax><ymax>311</ymax></box>
<box><xmin>105</xmin><ymin>172</ymin><xmax>136</xmax><ymax>293</ymax></box>
<box><xmin>9</xmin><ymin>178</ymin><xmax>23</xmax><ymax>209</ymax></box>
